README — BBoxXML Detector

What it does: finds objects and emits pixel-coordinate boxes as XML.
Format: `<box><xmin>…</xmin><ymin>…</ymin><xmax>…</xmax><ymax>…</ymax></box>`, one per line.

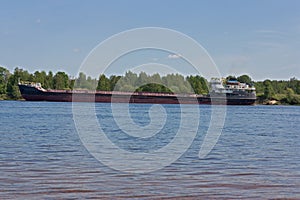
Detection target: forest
<box><xmin>0</xmin><ymin>66</ymin><xmax>300</xmax><ymax>105</ymax></box>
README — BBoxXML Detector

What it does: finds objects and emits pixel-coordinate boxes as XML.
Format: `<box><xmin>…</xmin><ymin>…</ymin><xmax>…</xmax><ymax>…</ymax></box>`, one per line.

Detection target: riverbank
<box><xmin>256</xmin><ymin>93</ymin><xmax>300</xmax><ymax>105</ymax></box>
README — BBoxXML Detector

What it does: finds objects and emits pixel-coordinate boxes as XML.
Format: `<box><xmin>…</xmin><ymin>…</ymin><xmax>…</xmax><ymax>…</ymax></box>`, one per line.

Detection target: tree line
<box><xmin>0</xmin><ymin>66</ymin><xmax>300</xmax><ymax>105</ymax></box>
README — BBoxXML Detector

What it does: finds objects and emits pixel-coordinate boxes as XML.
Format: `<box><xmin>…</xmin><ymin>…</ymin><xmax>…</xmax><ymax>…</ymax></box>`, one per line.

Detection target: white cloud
<box><xmin>254</xmin><ymin>29</ymin><xmax>281</xmax><ymax>34</ymax></box>
<box><xmin>253</xmin><ymin>29</ymin><xmax>288</xmax><ymax>39</ymax></box>
<box><xmin>72</xmin><ymin>48</ymin><xmax>80</xmax><ymax>53</ymax></box>
<box><xmin>247</xmin><ymin>39</ymin><xmax>284</xmax><ymax>49</ymax></box>
<box><xmin>167</xmin><ymin>54</ymin><xmax>182</xmax><ymax>59</ymax></box>
<box><xmin>35</xmin><ymin>19</ymin><xmax>41</xmax><ymax>24</ymax></box>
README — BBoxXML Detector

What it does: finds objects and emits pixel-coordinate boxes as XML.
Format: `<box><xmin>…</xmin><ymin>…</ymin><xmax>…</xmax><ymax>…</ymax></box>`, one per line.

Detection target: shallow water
<box><xmin>0</xmin><ymin>101</ymin><xmax>299</xmax><ymax>199</ymax></box>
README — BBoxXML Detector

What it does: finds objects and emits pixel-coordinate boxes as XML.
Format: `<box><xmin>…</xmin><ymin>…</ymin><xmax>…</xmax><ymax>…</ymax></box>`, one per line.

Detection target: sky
<box><xmin>0</xmin><ymin>0</ymin><xmax>300</xmax><ymax>81</ymax></box>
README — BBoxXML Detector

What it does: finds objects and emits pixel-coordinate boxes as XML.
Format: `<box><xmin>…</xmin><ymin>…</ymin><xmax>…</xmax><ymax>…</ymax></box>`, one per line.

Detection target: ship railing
<box><xmin>98</xmin><ymin>91</ymin><xmax>177</xmax><ymax>96</ymax></box>
<box><xmin>19</xmin><ymin>81</ymin><xmax>47</xmax><ymax>91</ymax></box>
<box><xmin>19</xmin><ymin>81</ymin><xmax>40</xmax><ymax>87</ymax></box>
<box><xmin>43</xmin><ymin>88</ymin><xmax>206</xmax><ymax>97</ymax></box>
<box><xmin>96</xmin><ymin>90</ymin><xmax>202</xmax><ymax>97</ymax></box>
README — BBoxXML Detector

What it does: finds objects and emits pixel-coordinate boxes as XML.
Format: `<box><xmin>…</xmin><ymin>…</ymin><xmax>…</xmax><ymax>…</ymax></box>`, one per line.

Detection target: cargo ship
<box><xmin>18</xmin><ymin>78</ymin><xmax>256</xmax><ymax>105</ymax></box>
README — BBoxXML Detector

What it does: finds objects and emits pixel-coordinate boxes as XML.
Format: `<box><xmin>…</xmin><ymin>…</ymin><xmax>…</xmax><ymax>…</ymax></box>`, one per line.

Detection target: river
<box><xmin>0</xmin><ymin>101</ymin><xmax>299</xmax><ymax>199</ymax></box>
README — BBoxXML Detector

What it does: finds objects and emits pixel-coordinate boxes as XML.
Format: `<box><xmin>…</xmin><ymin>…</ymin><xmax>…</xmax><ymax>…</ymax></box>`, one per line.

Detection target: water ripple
<box><xmin>0</xmin><ymin>102</ymin><xmax>299</xmax><ymax>199</ymax></box>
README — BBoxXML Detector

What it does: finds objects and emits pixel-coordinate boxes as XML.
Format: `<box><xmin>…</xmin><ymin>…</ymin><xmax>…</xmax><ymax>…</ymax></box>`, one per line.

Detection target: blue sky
<box><xmin>0</xmin><ymin>0</ymin><xmax>300</xmax><ymax>80</ymax></box>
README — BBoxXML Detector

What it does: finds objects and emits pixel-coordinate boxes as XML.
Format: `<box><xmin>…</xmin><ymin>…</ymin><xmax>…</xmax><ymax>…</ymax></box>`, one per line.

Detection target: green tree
<box><xmin>254</xmin><ymin>81</ymin><xmax>264</xmax><ymax>94</ymax></box>
<box><xmin>150</xmin><ymin>73</ymin><xmax>161</xmax><ymax>84</ymax></box>
<box><xmin>97</xmin><ymin>74</ymin><xmax>111</xmax><ymax>91</ymax></box>
<box><xmin>136</xmin><ymin>71</ymin><xmax>149</xmax><ymax>87</ymax></box>
<box><xmin>109</xmin><ymin>75</ymin><xmax>121</xmax><ymax>91</ymax></box>
<box><xmin>237</xmin><ymin>74</ymin><xmax>252</xmax><ymax>84</ymax></box>
<box><xmin>286</xmin><ymin>88</ymin><xmax>294</xmax><ymax>102</ymax></box>
<box><xmin>75</xmin><ymin>72</ymin><xmax>87</xmax><ymax>89</ymax></box>
<box><xmin>53</xmin><ymin>71</ymin><xmax>69</xmax><ymax>89</ymax></box>
<box><xmin>263</xmin><ymin>80</ymin><xmax>275</xmax><ymax>100</ymax></box>
<box><xmin>226</xmin><ymin>75</ymin><xmax>237</xmax><ymax>81</ymax></box>
<box><xmin>0</xmin><ymin>66</ymin><xmax>10</xmax><ymax>95</ymax></box>
<box><xmin>287</xmin><ymin>77</ymin><xmax>300</xmax><ymax>94</ymax></box>
<box><xmin>87</xmin><ymin>76</ymin><xmax>98</xmax><ymax>90</ymax></box>
<box><xmin>199</xmin><ymin>77</ymin><xmax>209</xmax><ymax>94</ymax></box>
<box><xmin>120</xmin><ymin>84</ymin><xmax>135</xmax><ymax>92</ymax></box>
<box><xmin>6</xmin><ymin>68</ymin><xmax>31</xmax><ymax>99</ymax></box>
<box><xmin>33</xmin><ymin>71</ymin><xmax>47</xmax><ymax>86</ymax></box>
<box><xmin>283</xmin><ymin>88</ymin><xmax>300</xmax><ymax>105</ymax></box>
<box><xmin>44</xmin><ymin>71</ymin><xmax>54</xmax><ymax>89</ymax></box>
<box><xmin>187</xmin><ymin>75</ymin><xmax>208</xmax><ymax>94</ymax></box>
<box><xmin>272</xmin><ymin>80</ymin><xmax>286</xmax><ymax>94</ymax></box>
<box><xmin>124</xmin><ymin>71</ymin><xmax>138</xmax><ymax>87</ymax></box>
